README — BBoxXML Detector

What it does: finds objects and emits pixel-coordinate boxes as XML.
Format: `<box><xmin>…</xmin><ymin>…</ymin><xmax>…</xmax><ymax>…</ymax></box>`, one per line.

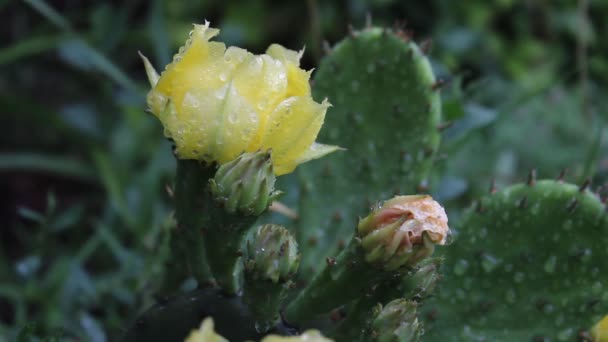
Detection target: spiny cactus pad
<box><xmin>296</xmin><ymin>26</ymin><xmax>442</xmax><ymax>274</ymax></box>
<box><xmin>426</xmin><ymin>179</ymin><xmax>608</xmax><ymax>341</ymax></box>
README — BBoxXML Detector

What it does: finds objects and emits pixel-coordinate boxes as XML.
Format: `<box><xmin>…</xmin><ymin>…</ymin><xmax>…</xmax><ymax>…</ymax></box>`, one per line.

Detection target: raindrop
<box><xmin>592</xmin><ymin>281</ymin><xmax>602</xmax><ymax>295</ymax></box>
<box><xmin>543</xmin><ymin>255</ymin><xmax>557</xmax><ymax>274</ymax></box>
<box><xmin>453</xmin><ymin>259</ymin><xmax>469</xmax><ymax>276</ymax></box>
<box><xmin>228</xmin><ymin>112</ymin><xmax>238</xmax><ymax>124</ymax></box>
<box><xmin>556</xmin><ymin>328</ymin><xmax>573</xmax><ymax>341</ymax></box>
<box><xmin>481</xmin><ymin>254</ymin><xmax>500</xmax><ymax>273</ymax></box>
<box><xmin>505</xmin><ymin>289</ymin><xmax>516</xmax><ymax>303</ymax></box>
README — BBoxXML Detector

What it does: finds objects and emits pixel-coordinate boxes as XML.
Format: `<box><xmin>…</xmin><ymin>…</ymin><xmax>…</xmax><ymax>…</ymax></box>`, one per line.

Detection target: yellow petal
<box><xmin>170</xmin><ymin>82</ymin><xmax>259</xmax><ymax>163</ymax></box>
<box><xmin>266</xmin><ymin>44</ymin><xmax>311</xmax><ymax>97</ymax></box>
<box><xmin>138</xmin><ymin>51</ymin><xmax>160</xmax><ymax>87</ymax></box>
<box><xmin>262</xmin><ymin>97</ymin><xmax>330</xmax><ymax>175</ymax></box>
<box><xmin>231</xmin><ymin>54</ymin><xmax>288</xmax><ymax>150</ymax></box>
<box><xmin>592</xmin><ymin>315</ymin><xmax>608</xmax><ymax>342</ymax></box>
<box><xmin>266</xmin><ymin>44</ymin><xmax>304</xmax><ymax>66</ymax></box>
<box><xmin>295</xmin><ymin>143</ymin><xmax>344</xmax><ymax>165</ymax></box>
<box><xmin>184</xmin><ymin>318</ymin><xmax>228</xmax><ymax>342</ymax></box>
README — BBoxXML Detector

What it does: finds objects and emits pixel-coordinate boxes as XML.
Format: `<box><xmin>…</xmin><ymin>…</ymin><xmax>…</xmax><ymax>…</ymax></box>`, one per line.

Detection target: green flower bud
<box><xmin>245</xmin><ymin>224</ymin><xmax>300</xmax><ymax>283</ymax></box>
<box><xmin>209</xmin><ymin>151</ymin><xmax>282</xmax><ymax>216</ymax></box>
<box><xmin>368</xmin><ymin>299</ymin><xmax>422</xmax><ymax>342</ymax></box>
<box><xmin>358</xmin><ymin>195</ymin><xmax>449</xmax><ymax>271</ymax></box>
<box><xmin>397</xmin><ymin>257</ymin><xmax>443</xmax><ymax>301</ymax></box>
<box><xmin>242</xmin><ymin>224</ymin><xmax>300</xmax><ymax>332</ymax></box>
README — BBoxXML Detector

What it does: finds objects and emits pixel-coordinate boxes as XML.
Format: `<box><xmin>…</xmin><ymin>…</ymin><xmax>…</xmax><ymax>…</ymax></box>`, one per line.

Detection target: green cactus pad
<box><xmin>426</xmin><ymin>179</ymin><xmax>608</xmax><ymax>341</ymax></box>
<box><xmin>296</xmin><ymin>26</ymin><xmax>442</xmax><ymax>274</ymax></box>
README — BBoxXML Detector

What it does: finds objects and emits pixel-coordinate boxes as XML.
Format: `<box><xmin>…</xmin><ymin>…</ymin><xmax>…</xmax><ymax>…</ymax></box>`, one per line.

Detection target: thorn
<box><xmin>420</xmin><ymin>39</ymin><xmax>433</xmax><ymax>54</ymax></box>
<box><xmin>396</xmin><ymin>29</ymin><xmax>413</xmax><ymax>42</ymax></box>
<box><xmin>527</xmin><ymin>169</ymin><xmax>536</xmax><ymax>186</ymax></box>
<box><xmin>489</xmin><ymin>178</ymin><xmax>497</xmax><ymax>194</ymax></box>
<box><xmin>332</xmin><ymin>211</ymin><xmax>343</xmax><ymax>223</ymax></box>
<box><xmin>365</xmin><ymin>12</ymin><xmax>372</xmax><ymax>28</ymax></box>
<box><xmin>416</xmin><ymin>180</ymin><xmax>429</xmax><ymax>192</ymax></box>
<box><xmin>567</xmin><ymin>198</ymin><xmax>578</xmax><ymax>213</ymax></box>
<box><xmin>437</xmin><ymin>121</ymin><xmax>453</xmax><ymax>132</ymax></box>
<box><xmin>431</xmin><ymin>79</ymin><xmax>446</xmax><ymax>91</ymax></box>
<box><xmin>347</xmin><ymin>24</ymin><xmax>356</xmax><ymax>37</ymax></box>
<box><xmin>556</xmin><ymin>169</ymin><xmax>567</xmax><ymax>182</ymax></box>
<box><xmin>518</xmin><ymin>195</ymin><xmax>528</xmax><ymax>209</ymax></box>
<box><xmin>579</xmin><ymin>178</ymin><xmax>591</xmax><ymax>192</ymax></box>
<box><xmin>330</xmin><ymin>308</ymin><xmax>344</xmax><ymax>322</ymax></box>
<box><xmin>326</xmin><ymin>257</ymin><xmax>337</xmax><ymax>267</ymax></box>
<box><xmin>165</xmin><ymin>184</ymin><xmax>174</xmax><ymax>198</ymax></box>
<box><xmin>322</xmin><ymin>40</ymin><xmax>332</xmax><ymax>55</ymax></box>
<box><xmin>307</xmin><ymin>236</ymin><xmax>318</xmax><ymax>246</ymax></box>
<box><xmin>393</xmin><ymin>19</ymin><xmax>406</xmax><ymax>32</ymax></box>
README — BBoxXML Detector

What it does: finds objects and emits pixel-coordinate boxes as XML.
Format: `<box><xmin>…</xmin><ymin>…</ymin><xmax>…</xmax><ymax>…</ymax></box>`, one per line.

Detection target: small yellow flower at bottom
<box><xmin>184</xmin><ymin>318</ymin><xmax>228</xmax><ymax>342</ymax></box>
<box><xmin>260</xmin><ymin>330</ymin><xmax>333</xmax><ymax>342</ymax></box>
<box><xmin>140</xmin><ymin>21</ymin><xmax>341</xmax><ymax>176</ymax></box>
<box><xmin>592</xmin><ymin>315</ymin><xmax>608</xmax><ymax>342</ymax></box>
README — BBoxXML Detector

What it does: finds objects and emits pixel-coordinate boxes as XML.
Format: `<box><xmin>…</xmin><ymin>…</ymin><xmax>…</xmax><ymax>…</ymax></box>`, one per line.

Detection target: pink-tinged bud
<box><xmin>357</xmin><ymin>195</ymin><xmax>450</xmax><ymax>271</ymax></box>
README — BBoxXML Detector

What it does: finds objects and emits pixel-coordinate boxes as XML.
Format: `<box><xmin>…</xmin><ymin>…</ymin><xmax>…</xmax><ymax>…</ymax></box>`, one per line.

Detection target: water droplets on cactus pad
<box><xmin>426</xmin><ymin>180</ymin><xmax>608</xmax><ymax>341</ymax></box>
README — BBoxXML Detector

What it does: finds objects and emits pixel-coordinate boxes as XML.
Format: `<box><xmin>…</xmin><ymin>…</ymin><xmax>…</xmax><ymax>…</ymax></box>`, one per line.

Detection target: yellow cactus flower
<box><xmin>184</xmin><ymin>318</ymin><xmax>228</xmax><ymax>342</ymax></box>
<box><xmin>141</xmin><ymin>21</ymin><xmax>341</xmax><ymax>175</ymax></box>
<box><xmin>592</xmin><ymin>315</ymin><xmax>608</xmax><ymax>342</ymax></box>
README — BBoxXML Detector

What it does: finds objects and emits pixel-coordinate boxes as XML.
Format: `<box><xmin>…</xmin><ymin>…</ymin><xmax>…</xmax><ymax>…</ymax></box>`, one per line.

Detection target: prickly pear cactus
<box><xmin>426</xmin><ymin>179</ymin><xmax>608</xmax><ymax>341</ymax></box>
<box><xmin>296</xmin><ymin>26</ymin><xmax>442</xmax><ymax>274</ymax></box>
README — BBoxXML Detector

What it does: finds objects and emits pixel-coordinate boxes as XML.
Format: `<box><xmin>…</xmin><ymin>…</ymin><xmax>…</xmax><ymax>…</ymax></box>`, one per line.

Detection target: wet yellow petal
<box><xmin>184</xmin><ymin>318</ymin><xmax>227</xmax><ymax>342</ymax></box>
<box><xmin>266</xmin><ymin>44</ymin><xmax>310</xmax><ymax>97</ymax></box>
<box><xmin>266</xmin><ymin>44</ymin><xmax>303</xmax><ymax>66</ymax></box>
<box><xmin>262</xmin><ymin>97</ymin><xmax>329</xmax><ymax>175</ymax></box>
<box><xmin>592</xmin><ymin>315</ymin><xmax>608</xmax><ymax>342</ymax></box>
<box><xmin>295</xmin><ymin>143</ymin><xmax>344</xmax><ymax>164</ymax></box>
<box><xmin>143</xmin><ymin>22</ymin><xmax>341</xmax><ymax>174</ymax></box>
<box><xmin>231</xmin><ymin>54</ymin><xmax>288</xmax><ymax>150</ymax></box>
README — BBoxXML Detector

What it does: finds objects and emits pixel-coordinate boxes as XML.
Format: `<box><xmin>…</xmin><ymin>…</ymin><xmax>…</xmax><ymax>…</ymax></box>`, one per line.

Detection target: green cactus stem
<box><xmin>331</xmin><ymin>258</ymin><xmax>441</xmax><ymax>341</ymax></box>
<box><xmin>242</xmin><ymin>224</ymin><xmax>300</xmax><ymax>332</ymax></box>
<box><xmin>296</xmin><ymin>25</ymin><xmax>442</xmax><ymax>276</ymax></box>
<box><xmin>426</xmin><ymin>179</ymin><xmax>608</xmax><ymax>341</ymax></box>
<box><xmin>164</xmin><ymin>159</ymin><xmax>216</xmax><ymax>292</ymax></box>
<box><xmin>122</xmin><ymin>288</ymin><xmax>286</xmax><ymax>341</ymax></box>
<box><xmin>284</xmin><ymin>195</ymin><xmax>448</xmax><ymax>324</ymax></box>
<box><xmin>206</xmin><ymin>151</ymin><xmax>281</xmax><ymax>294</ymax></box>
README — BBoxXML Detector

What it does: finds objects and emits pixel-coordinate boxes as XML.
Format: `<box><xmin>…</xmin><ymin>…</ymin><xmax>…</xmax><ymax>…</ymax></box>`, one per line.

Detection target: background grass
<box><xmin>1</xmin><ymin>0</ymin><xmax>607</xmax><ymax>340</ymax></box>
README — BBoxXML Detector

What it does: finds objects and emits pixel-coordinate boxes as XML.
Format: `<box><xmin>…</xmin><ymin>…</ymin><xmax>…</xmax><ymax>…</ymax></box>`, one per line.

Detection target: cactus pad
<box><xmin>296</xmin><ymin>26</ymin><xmax>442</xmax><ymax>274</ymax></box>
<box><xmin>426</xmin><ymin>179</ymin><xmax>608</xmax><ymax>341</ymax></box>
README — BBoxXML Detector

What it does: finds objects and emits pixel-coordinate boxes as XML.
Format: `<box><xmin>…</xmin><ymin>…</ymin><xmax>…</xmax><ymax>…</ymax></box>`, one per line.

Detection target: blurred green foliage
<box><xmin>1</xmin><ymin>0</ymin><xmax>606</xmax><ymax>340</ymax></box>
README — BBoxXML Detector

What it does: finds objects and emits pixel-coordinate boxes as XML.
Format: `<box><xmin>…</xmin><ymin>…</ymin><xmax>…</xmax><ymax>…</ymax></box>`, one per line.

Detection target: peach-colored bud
<box><xmin>357</xmin><ymin>195</ymin><xmax>449</xmax><ymax>270</ymax></box>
